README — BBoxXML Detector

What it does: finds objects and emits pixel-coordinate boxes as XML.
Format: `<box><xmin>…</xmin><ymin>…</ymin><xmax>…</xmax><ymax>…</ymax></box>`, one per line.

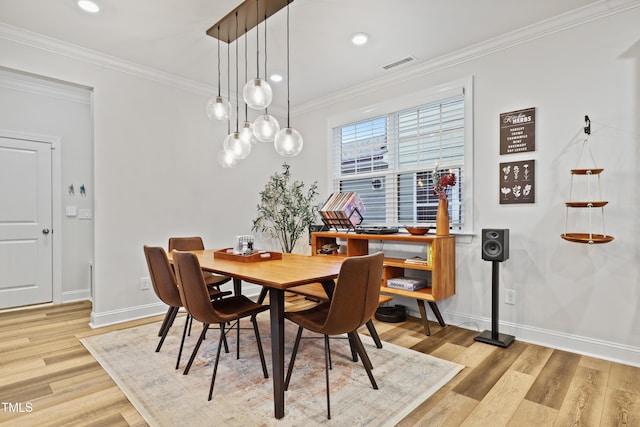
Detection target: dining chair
<box><xmin>172</xmin><ymin>250</ymin><xmax>269</xmax><ymax>401</ymax></box>
<box><xmin>143</xmin><ymin>245</ymin><xmax>199</xmax><ymax>370</ymax></box>
<box><xmin>284</xmin><ymin>252</ymin><xmax>385</xmax><ymax>419</ymax></box>
<box><xmin>284</xmin><ymin>282</ymin><xmax>392</xmax><ymax>349</ymax></box>
<box><xmin>165</xmin><ymin>236</ymin><xmax>233</xmax><ymax>336</ymax></box>
<box><xmin>168</xmin><ymin>236</ymin><xmax>233</xmax><ymax>291</ymax></box>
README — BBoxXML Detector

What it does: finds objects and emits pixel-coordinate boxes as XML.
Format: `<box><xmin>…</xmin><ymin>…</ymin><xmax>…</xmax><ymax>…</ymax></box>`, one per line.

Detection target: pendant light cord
<box><xmin>227</xmin><ymin>25</ymin><xmax>231</xmax><ymax>135</ymax></box>
<box><xmin>217</xmin><ymin>26</ymin><xmax>221</xmax><ymax>97</ymax></box>
<box><xmin>264</xmin><ymin>12</ymin><xmax>269</xmax><ymax>114</ymax></box>
<box><xmin>255</xmin><ymin>0</ymin><xmax>260</xmax><ymax>78</ymax></box>
<box><xmin>244</xmin><ymin>26</ymin><xmax>249</xmax><ymax>120</ymax></box>
<box><xmin>235</xmin><ymin>12</ymin><xmax>239</xmax><ymax>132</ymax></box>
<box><xmin>286</xmin><ymin>2</ymin><xmax>290</xmax><ymax>128</ymax></box>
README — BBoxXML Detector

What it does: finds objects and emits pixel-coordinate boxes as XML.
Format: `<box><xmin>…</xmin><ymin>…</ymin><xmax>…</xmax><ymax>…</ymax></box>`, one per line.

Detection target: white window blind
<box><xmin>332</xmin><ymin>92</ymin><xmax>466</xmax><ymax>229</ymax></box>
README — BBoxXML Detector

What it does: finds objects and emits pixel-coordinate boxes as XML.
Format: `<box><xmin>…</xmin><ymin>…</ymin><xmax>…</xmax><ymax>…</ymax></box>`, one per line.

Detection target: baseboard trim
<box><xmin>62</xmin><ymin>289</ymin><xmax>92</xmax><ymax>303</ymax></box>
<box><xmin>89</xmin><ymin>302</ymin><xmax>167</xmax><ymax>329</ymax></box>
<box><xmin>407</xmin><ymin>306</ymin><xmax>640</xmax><ymax>368</ymax></box>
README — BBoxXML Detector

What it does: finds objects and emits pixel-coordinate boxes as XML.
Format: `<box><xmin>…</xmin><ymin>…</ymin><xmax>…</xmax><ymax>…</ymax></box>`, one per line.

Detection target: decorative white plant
<box><xmin>512</xmin><ymin>185</ymin><xmax>522</xmax><ymax>198</ymax></box>
<box><xmin>502</xmin><ymin>165</ymin><xmax>511</xmax><ymax>181</ymax></box>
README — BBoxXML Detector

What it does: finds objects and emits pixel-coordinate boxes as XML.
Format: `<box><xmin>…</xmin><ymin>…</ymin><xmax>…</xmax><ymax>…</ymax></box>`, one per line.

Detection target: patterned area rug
<box><xmin>81</xmin><ymin>313</ymin><xmax>463</xmax><ymax>426</ymax></box>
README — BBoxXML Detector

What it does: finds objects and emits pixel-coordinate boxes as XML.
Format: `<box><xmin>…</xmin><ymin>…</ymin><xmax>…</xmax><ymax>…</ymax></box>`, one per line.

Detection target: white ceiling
<box><xmin>0</xmin><ymin>0</ymin><xmax>609</xmax><ymax>111</ymax></box>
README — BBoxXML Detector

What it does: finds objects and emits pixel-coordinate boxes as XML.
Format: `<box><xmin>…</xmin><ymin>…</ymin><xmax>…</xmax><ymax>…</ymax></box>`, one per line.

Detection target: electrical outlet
<box><xmin>140</xmin><ymin>276</ymin><xmax>151</xmax><ymax>290</ymax></box>
<box><xmin>505</xmin><ymin>289</ymin><xmax>516</xmax><ymax>305</ymax></box>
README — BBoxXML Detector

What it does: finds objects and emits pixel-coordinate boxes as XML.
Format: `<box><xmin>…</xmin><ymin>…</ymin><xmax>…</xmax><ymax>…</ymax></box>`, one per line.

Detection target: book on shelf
<box><xmin>386</xmin><ymin>277</ymin><xmax>430</xmax><ymax>291</ymax></box>
<box><xmin>404</xmin><ymin>256</ymin><xmax>428</xmax><ymax>265</ymax></box>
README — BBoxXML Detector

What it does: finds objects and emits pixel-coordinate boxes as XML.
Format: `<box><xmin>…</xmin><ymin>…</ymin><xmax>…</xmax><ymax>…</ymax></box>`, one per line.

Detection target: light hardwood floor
<box><xmin>0</xmin><ymin>299</ymin><xmax>638</xmax><ymax>426</ymax></box>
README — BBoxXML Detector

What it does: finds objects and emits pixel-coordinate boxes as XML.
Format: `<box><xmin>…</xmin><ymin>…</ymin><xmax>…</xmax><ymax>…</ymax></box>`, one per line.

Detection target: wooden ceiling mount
<box><xmin>207</xmin><ymin>0</ymin><xmax>294</xmax><ymax>43</ymax></box>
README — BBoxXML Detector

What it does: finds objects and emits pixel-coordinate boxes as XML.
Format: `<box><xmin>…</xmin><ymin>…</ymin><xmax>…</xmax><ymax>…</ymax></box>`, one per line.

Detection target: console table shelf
<box><xmin>311</xmin><ymin>231</ymin><xmax>456</xmax><ymax>335</ymax></box>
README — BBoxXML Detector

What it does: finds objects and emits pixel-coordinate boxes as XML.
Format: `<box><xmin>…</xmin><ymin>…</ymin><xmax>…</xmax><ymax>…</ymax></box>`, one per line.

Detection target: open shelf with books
<box><xmin>310</xmin><ymin>231</ymin><xmax>456</xmax><ymax>335</ymax></box>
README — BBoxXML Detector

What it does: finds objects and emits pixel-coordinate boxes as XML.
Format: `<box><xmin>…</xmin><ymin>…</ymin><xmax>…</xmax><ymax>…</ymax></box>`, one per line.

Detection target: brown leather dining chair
<box><xmin>172</xmin><ymin>250</ymin><xmax>270</xmax><ymax>401</ymax></box>
<box><xmin>163</xmin><ymin>237</ymin><xmax>233</xmax><ymax>336</ymax></box>
<box><xmin>168</xmin><ymin>236</ymin><xmax>232</xmax><ymax>292</ymax></box>
<box><xmin>143</xmin><ymin>245</ymin><xmax>198</xmax><ymax>370</ymax></box>
<box><xmin>284</xmin><ymin>252</ymin><xmax>385</xmax><ymax>419</ymax></box>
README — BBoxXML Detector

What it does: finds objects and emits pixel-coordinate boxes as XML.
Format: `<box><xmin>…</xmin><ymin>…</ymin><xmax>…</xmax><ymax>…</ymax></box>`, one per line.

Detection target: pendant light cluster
<box><xmin>206</xmin><ymin>0</ymin><xmax>303</xmax><ymax>168</ymax></box>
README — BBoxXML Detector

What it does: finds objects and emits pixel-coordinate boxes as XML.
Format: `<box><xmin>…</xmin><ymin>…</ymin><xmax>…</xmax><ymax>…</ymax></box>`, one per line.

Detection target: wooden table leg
<box><xmin>417</xmin><ymin>299</ymin><xmax>431</xmax><ymax>336</ymax></box>
<box><xmin>269</xmin><ymin>288</ymin><xmax>285</xmax><ymax>419</ymax></box>
<box><xmin>428</xmin><ymin>301</ymin><xmax>446</xmax><ymax>327</ymax></box>
<box><xmin>233</xmin><ymin>277</ymin><xmax>242</xmax><ymax>296</ymax></box>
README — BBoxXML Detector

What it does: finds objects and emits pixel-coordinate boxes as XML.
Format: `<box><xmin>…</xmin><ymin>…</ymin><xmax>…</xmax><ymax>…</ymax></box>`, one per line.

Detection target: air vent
<box><xmin>382</xmin><ymin>56</ymin><xmax>416</xmax><ymax>70</ymax></box>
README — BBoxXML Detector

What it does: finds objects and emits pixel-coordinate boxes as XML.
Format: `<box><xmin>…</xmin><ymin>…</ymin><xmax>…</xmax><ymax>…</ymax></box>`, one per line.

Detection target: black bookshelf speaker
<box><xmin>482</xmin><ymin>229</ymin><xmax>509</xmax><ymax>262</ymax></box>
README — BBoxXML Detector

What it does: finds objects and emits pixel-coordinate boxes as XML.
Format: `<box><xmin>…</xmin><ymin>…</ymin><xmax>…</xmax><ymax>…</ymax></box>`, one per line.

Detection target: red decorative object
<box><xmin>432</xmin><ymin>169</ymin><xmax>456</xmax><ymax>200</ymax></box>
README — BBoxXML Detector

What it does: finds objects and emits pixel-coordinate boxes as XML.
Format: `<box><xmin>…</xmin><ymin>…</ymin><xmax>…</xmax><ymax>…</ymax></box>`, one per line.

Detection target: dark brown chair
<box><xmin>172</xmin><ymin>250</ymin><xmax>269</xmax><ymax>401</ymax></box>
<box><xmin>168</xmin><ymin>236</ymin><xmax>232</xmax><ymax>291</ymax></box>
<box><xmin>143</xmin><ymin>245</ymin><xmax>196</xmax><ymax>370</ymax></box>
<box><xmin>284</xmin><ymin>252</ymin><xmax>385</xmax><ymax>419</ymax></box>
<box><xmin>285</xmin><ymin>282</ymin><xmax>392</xmax><ymax>349</ymax></box>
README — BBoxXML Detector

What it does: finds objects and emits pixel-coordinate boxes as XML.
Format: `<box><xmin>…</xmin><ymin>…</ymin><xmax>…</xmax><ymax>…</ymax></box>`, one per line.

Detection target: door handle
<box><xmin>42</xmin><ymin>228</ymin><xmax>50</xmax><ymax>235</ymax></box>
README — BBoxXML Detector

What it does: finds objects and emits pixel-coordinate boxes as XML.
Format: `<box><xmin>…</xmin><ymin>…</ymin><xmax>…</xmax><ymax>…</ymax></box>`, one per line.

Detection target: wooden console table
<box><xmin>311</xmin><ymin>231</ymin><xmax>456</xmax><ymax>335</ymax></box>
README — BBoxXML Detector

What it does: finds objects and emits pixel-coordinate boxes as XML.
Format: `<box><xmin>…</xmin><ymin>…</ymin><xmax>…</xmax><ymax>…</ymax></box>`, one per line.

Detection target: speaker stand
<box><xmin>474</xmin><ymin>260</ymin><xmax>515</xmax><ymax>348</ymax></box>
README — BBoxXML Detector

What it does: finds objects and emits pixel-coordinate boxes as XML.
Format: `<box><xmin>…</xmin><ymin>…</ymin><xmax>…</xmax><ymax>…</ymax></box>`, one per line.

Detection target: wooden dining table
<box><xmin>169</xmin><ymin>249</ymin><xmax>344</xmax><ymax>419</ymax></box>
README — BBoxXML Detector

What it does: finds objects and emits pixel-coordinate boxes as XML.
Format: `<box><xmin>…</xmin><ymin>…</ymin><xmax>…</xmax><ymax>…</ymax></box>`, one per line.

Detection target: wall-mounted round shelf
<box><xmin>562</xmin><ymin>116</ymin><xmax>613</xmax><ymax>244</ymax></box>
<box><xmin>570</xmin><ymin>168</ymin><xmax>603</xmax><ymax>175</ymax></box>
<box><xmin>565</xmin><ymin>201</ymin><xmax>608</xmax><ymax>208</ymax></box>
<box><xmin>561</xmin><ymin>233</ymin><xmax>614</xmax><ymax>244</ymax></box>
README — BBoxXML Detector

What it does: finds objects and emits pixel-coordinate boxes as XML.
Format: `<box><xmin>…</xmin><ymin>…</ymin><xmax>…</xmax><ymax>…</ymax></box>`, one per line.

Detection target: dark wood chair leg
<box><xmin>156</xmin><ymin>306</ymin><xmax>179</xmax><ymax>352</ymax></box>
<box><xmin>208</xmin><ymin>323</ymin><xmax>226</xmax><ymax>401</ymax></box>
<box><xmin>349</xmin><ymin>331</ymin><xmax>377</xmax><ymax>389</ymax></box>
<box><xmin>257</xmin><ymin>286</ymin><xmax>268</xmax><ymax>304</ymax></box>
<box><xmin>251</xmin><ymin>316</ymin><xmax>268</xmax><ymax>378</ymax></box>
<box><xmin>236</xmin><ymin>319</ymin><xmax>240</xmax><ymax>359</ymax></box>
<box><xmin>175</xmin><ymin>314</ymin><xmax>190</xmax><ymax>370</ymax></box>
<box><xmin>365</xmin><ymin>319</ymin><xmax>383</xmax><ymax>348</ymax></box>
<box><xmin>284</xmin><ymin>326</ymin><xmax>303</xmax><ymax>390</ymax></box>
<box><xmin>183</xmin><ymin>324</ymin><xmax>209</xmax><ymax>375</ymax></box>
<box><xmin>347</xmin><ymin>333</ymin><xmax>358</xmax><ymax>363</ymax></box>
<box><xmin>158</xmin><ymin>306</ymin><xmax>177</xmax><ymax>337</ymax></box>
<box><xmin>324</xmin><ymin>334</ymin><xmax>331</xmax><ymax>420</ymax></box>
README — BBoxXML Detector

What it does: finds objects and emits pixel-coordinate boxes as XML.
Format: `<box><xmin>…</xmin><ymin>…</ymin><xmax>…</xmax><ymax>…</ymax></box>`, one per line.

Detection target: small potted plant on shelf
<box><xmin>252</xmin><ymin>163</ymin><xmax>320</xmax><ymax>253</ymax></box>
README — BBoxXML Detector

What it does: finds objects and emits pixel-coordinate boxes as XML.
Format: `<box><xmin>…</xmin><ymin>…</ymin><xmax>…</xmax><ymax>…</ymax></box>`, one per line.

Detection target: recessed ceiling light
<box><xmin>351</xmin><ymin>32</ymin><xmax>369</xmax><ymax>46</ymax></box>
<box><xmin>77</xmin><ymin>0</ymin><xmax>100</xmax><ymax>13</ymax></box>
<box><xmin>270</xmin><ymin>74</ymin><xmax>283</xmax><ymax>83</ymax></box>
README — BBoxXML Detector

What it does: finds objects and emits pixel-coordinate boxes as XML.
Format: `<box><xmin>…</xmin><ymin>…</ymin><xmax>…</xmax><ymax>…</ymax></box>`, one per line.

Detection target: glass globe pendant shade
<box><xmin>239</xmin><ymin>121</ymin><xmax>257</xmax><ymax>145</ymax></box>
<box><xmin>216</xmin><ymin>149</ymin><xmax>237</xmax><ymax>168</ymax></box>
<box><xmin>274</xmin><ymin>127</ymin><xmax>304</xmax><ymax>157</ymax></box>
<box><xmin>206</xmin><ymin>96</ymin><xmax>231</xmax><ymax>121</ymax></box>
<box><xmin>253</xmin><ymin>114</ymin><xmax>280</xmax><ymax>143</ymax></box>
<box><xmin>223</xmin><ymin>132</ymin><xmax>252</xmax><ymax>160</ymax></box>
<box><xmin>243</xmin><ymin>78</ymin><xmax>273</xmax><ymax>110</ymax></box>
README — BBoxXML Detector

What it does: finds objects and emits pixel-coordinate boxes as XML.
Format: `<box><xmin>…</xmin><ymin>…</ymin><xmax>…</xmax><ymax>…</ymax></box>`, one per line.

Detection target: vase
<box><xmin>436</xmin><ymin>198</ymin><xmax>450</xmax><ymax>236</ymax></box>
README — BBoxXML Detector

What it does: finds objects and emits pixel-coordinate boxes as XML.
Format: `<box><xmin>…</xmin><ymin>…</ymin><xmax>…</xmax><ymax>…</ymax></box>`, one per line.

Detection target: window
<box><xmin>330</xmin><ymin>83</ymin><xmax>471</xmax><ymax>232</ymax></box>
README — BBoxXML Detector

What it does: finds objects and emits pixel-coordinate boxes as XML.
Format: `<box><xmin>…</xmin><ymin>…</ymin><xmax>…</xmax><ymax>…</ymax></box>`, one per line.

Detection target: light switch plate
<box><xmin>65</xmin><ymin>206</ymin><xmax>77</xmax><ymax>217</ymax></box>
<box><xmin>79</xmin><ymin>209</ymin><xmax>93</xmax><ymax>219</ymax></box>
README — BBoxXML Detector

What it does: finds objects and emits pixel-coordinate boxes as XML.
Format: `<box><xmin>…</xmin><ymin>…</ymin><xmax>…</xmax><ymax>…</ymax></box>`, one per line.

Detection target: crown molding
<box><xmin>0</xmin><ymin>22</ymin><xmax>216</xmax><ymax>97</ymax></box>
<box><xmin>296</xmin><ymin>0</ymin><xmax>640</xmax><ymax>115</ymax></box>
<box><xmin>0</xmin><ymin>67</ymin><xmax>92</xmax><ymax>104</ymax></box>
<box><xmin>1</xmin><ymin>0</ymin><xmax>638</xmax><ymax>116</ymax></box>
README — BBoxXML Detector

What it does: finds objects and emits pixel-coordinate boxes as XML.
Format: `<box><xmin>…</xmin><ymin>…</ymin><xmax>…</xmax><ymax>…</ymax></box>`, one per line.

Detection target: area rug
<box><xmin>81</xmin><ymin>313</ymin><xmax>463</xmax><ymax>426</ymax></box>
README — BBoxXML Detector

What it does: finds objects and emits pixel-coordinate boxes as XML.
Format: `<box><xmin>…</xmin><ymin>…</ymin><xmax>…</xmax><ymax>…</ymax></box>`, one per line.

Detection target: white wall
<box><xmin>293</xmin><ymin>8</ymin><xmax>640</xmax><ymax>365</ymax></box>
<box><xmin>0</xmin><ymin>5</ymin><xmax>638</xmax><ymax>365</ymax></box>
<box><xmin>0</xmin><ymin>69</ymin><xmax>94</xmax><ymax>302</ymax></box>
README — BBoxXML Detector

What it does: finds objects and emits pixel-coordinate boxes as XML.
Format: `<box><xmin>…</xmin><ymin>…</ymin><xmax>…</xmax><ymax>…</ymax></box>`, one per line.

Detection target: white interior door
<box><xmin>0</xmin><ymin>137</ymin><xmax>53</xmax><ymax>309</ymax></box>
